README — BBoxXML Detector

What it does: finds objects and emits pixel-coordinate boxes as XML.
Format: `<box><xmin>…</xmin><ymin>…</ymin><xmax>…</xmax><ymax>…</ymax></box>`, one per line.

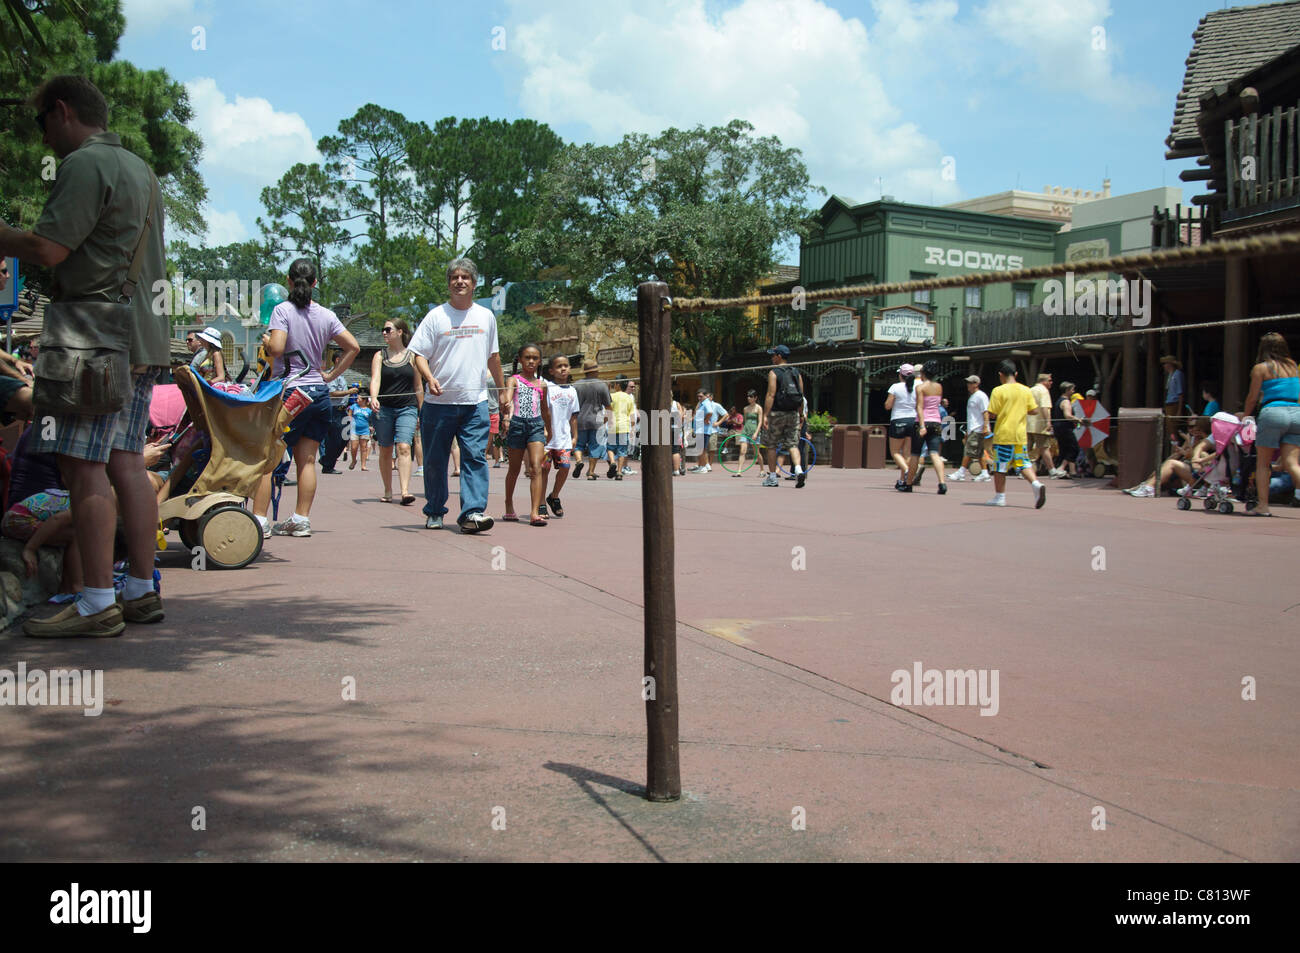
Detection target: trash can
<box><xmin>831</xmin><ymin>425</ymin><xmax>849</xmax><ymax>468</ymax></box>
<box><xmin>1117</xmin><ymin>407</ymin><xmax>1162</xmax><ymax>491</ymax></box>
<box><xmin>865</xmin><ymin>425</ymin><xmax>887</xmax><ymax>469</ymax></box>
<box><xmin>842</xmin><ymin>426</ymin><xmax>863</xmax><ymax>469</ymax></box>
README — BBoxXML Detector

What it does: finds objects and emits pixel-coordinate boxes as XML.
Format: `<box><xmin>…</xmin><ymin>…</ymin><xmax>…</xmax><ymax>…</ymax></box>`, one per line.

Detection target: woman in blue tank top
<box><xmin>1241</xmin><ymin>332</ymin><xmax>1300</xmax><ymax>516</ymax></box>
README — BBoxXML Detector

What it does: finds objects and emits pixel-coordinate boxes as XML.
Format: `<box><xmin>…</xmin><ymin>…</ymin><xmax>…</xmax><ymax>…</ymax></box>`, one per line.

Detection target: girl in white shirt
<box><xmin>884</xmin><ymin>363</ymin><xmax>920</xmax><ymax>491</ymax></box>
<box><xmin>542</xmin><ymin>355</ymin><xmax>580</xmax><ymax>518</ymax></box>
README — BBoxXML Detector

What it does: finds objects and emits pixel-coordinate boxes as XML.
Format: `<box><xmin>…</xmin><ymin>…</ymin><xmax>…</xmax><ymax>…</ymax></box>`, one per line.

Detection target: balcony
<box><xmin>1223</xmin><ymin>101</ymin><xmax>1300</xmax><ymax>224</ymax></box>
<box><xmin>1152</xmin><ymin>203</ymin><xmax>1215</xmax><ymax>249</ymax></box>
<box><xmin>962</xmin><ymin>306</ymin><xmax>1117</xmax><ymax>348</ymax></box>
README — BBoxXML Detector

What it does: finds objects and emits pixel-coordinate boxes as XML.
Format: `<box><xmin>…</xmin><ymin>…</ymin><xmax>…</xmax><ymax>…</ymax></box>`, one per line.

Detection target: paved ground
<box><xmin>2</xmin><ymin>456</ymin><xmax>1297</xmax><ymax>862</ymax></box>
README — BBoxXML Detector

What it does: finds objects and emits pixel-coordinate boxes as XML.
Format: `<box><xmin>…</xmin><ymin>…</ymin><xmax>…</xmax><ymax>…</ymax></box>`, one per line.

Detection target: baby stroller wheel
<box><xmin>1176</xmin><ymin>497</ymin><xmax>1191</xmax><ymax>510</ymax></box>
<box><xmin>178</xmin><ymin>518</ymin><xmax>201</xmax><ymax>551</ymax></box>
<box><xmin>1218</xmin><ymin>501</ymin><xmax>1234</xmax><ymax>515</ymax></box>
<box><xmin>1203</xmin><ymin>496</ymin><xmax>1216</xmax><ymax>511</ymax></box>
<box><xmin>1245</xmin><ymin>500</ymin><xmax>1256</xmax><ymax>512</ymax></box>
<box><xmin>198</xmin><ymin>504</ymin><xmax>264</xmax><ymax>569</ymax></box>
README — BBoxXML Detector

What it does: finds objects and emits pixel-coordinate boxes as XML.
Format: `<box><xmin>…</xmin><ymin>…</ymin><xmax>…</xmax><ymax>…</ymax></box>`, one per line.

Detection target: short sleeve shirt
<box><xmin>1165</xmin><ymin>369</ymin><xmax>1185</xmax><ymax>405</ymax></box>
<box><xmin>408</xmin><ymin>302</ymin><xmax>499</xmax><ymax>405</ymax></box>
<box><xmin>988</xmin><ymin>382</ymin><xmax>1038</xmax><ymax>446</ymax></box>
<box><xmin>269</xmin><ymin>301</ymin><xmax>345</xmax><ymax>386</ymax></box>
<box><xmin>611</xmin><ymin>391</ymin><xmax>636</xmax><ymax>434</ymax></box>
<box><xmin>1027</xmin><ymin>383</ymin><xmax>1052</xmax><ymax>434</ymax></box>
<box><xmin>573</xmin><ymin>378</ymin><xmax>612</xmax><ymax>430</ymax></box>
<box><xmin>32</xmin><ymin>132</ymin><xmax>170</xmax><ymax>367</ymax></box>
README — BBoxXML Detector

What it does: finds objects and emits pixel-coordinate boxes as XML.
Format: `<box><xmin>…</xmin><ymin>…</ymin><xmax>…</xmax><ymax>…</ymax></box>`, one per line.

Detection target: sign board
<box><xmin>597</xmin><ymin>345</ymin><xmax>633</xmax><ymax>365</ymax></box>
<box><xmin>812</xmin><ymin>306</ymin><xmax>860</xmax><ymax>343</ymax></box>
<box><xmin>1065</xmin><ymin>238</ymin><xmax>1109</xmax><ymax>263</ymax></box>
<box><xmin>872</xmin><ymin>305</ymin><xmax>934</xmax><ymax>344</ymax></box>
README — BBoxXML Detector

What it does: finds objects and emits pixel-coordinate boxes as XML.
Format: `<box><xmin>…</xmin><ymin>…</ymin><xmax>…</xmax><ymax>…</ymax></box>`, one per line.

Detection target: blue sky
<box><xmin>118</xmin><ymin>0</ymin><xmax>1223</xmax><ymax>258</ymax></box>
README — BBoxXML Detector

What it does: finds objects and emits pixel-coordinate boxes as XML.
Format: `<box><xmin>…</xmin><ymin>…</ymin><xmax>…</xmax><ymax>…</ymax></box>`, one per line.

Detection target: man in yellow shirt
<box><xmin>983</xmin><ymin>360</ymin><xmax>1049</xmax><ymax>508</ymax></box>
<box><xmin>608</xmin><ymin>375</ymin><xmax>637</xmax><ymax>480</ymax></box>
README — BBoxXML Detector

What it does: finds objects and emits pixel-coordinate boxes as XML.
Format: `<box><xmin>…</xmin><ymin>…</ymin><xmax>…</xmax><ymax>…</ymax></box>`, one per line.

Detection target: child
<box><xmin>501</xmin><ymin>343</ymin><xmax>552</xmax><ymax>526</ymax></box>
<box><xmin>541</xmin><ymin>355</ymin><xmax>580</xmax><ymax>518</ymax></box>
<box><xmin>349</xmin><ymin>395</ymin><xmax>372</xmax><ymax>470</ymax></box>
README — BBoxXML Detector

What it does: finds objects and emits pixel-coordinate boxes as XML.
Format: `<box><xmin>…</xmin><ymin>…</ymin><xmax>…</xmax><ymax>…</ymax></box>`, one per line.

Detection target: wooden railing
<box><xmin>1225</xmin><ymin>101</ymin><xmax>1300</xmax><ymax>217</ymax></box>
<box><xmin>1152</xmin><ymin>203</ymin><xmax>1214</xmax><ymax>249</ymax></box>
<box><xmin>962</xmin><ymin>306</ymin><xmax>1115</xmax><ymax>348</ymax></box>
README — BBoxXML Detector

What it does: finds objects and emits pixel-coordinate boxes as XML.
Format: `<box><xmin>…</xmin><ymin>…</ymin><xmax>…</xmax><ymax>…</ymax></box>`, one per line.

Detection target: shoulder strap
<box><xmin>119</xmin><ymin>173</ymin><xmax>160</xmax><ymax>303</ymax></box>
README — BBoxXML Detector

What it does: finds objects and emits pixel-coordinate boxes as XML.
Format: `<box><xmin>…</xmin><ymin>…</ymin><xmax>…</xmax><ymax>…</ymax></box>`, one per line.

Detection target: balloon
<box><xmin>259</xmin><ymin>283</ymin><xmax>289</xmax><ymax>324</ymax></box>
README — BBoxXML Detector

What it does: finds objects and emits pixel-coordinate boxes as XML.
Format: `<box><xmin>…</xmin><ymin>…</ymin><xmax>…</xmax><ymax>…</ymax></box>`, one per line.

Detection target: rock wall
<box><xmin>0</xmin><ymin>539</ymin><xmax>66</xmax><ymax>629</ymax></box>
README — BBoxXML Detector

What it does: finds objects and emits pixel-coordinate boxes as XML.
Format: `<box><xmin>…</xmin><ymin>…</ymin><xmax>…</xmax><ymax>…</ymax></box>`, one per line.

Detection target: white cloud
<box><xmin>505</xmin><ymin>0</ymin><xmax>961</xmax><ymax>205</ymax></box>
<box><xmin>184</xmin><ymin>78</ymin><xmax>321</xmax><ymax>184</ymax></box>
<box><xmin>974</xmin><ymin>0</ymin><xmax>1154</xmax><ymax>106</ymax></box>
<box><xmin>202</xmin><ymin>207</ymin><xmax>248</xmax><ymax>246</ymax></box>
<box><xmin>121</xmin><ymin>0</ymin><xmax>202</xmax><ymax>34</ymax></box>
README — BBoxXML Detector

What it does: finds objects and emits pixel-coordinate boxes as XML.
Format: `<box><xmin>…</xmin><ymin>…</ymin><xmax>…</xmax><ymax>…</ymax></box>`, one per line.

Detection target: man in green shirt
<box><xmin>0</xmin><ymin>75</ymin><xmax>169</xmax><ymax>637</ymax></box>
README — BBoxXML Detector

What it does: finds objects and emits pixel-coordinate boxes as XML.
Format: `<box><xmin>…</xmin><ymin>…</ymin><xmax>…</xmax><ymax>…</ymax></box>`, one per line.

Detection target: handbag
<box><xmin>33</xmin><ymin>176</ymin><xmax>158</xmax><ymax>417</ymax></box>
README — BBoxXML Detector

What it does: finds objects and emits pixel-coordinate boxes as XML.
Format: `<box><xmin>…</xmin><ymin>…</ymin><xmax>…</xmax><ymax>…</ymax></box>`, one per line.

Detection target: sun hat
<box><xmin>197</xmin><ymin>327</ymin><xmax>222</xmax><ymax>349</ymax></box>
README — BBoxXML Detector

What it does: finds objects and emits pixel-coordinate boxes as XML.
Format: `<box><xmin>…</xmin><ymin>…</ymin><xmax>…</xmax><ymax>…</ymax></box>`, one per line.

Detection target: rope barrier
<box><xmin>671</xmin><ymin>232</ymin><xmax>1300</xmax><ymax>311</ymax></box>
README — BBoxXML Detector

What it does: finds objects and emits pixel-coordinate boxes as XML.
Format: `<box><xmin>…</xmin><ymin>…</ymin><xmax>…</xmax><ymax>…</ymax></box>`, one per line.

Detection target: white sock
<box><xmin>995</xmin><ymin>492</ymin><xmax>1006</xmax><ymax>502</ymax></box>
<box><xmin>1032</xmin><ymin>479</ymin><xmax>1043</xmax><ymax>488</ymax></box>
<box><xmin>77</xmin><ymin>586</ymin><xmax>116</xmax><ymax>616</ymax></box>
<box><xmin>124</xmin><ymin>575</ymin><xmax>154</xmax><ymax>600</ymax></box>
<box><xmin>795</xmin><ymin>465</ymin><xmax>804</xmax><ymax>474</ymax></box>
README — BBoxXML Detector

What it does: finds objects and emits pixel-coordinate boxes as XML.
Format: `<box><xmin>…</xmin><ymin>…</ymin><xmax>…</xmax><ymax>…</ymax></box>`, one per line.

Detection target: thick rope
<box><xmin>671</xmin><ymin>232</ymin><xmax>1300</xmax><ymax>311</ymax></box>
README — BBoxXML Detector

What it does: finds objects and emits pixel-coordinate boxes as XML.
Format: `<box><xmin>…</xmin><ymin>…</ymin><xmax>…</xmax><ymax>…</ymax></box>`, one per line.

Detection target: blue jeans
<box><xmin>421</xmin><ymin>401</ymin><xmax>490</xmax><ymax>523</ymax></box>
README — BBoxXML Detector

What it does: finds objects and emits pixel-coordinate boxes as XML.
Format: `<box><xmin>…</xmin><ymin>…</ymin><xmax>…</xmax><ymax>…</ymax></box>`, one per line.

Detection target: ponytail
<box><xmin>288</xmin><ymin>258</ymin><xmax>316</xmax><ymax>309</ymax></box>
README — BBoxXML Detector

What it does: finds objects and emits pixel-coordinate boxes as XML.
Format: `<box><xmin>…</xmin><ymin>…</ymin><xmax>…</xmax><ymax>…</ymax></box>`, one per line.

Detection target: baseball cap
<box><xmin>898</xmin><ymin>363</ymin><xmax>915</xmax><ymax>375</ymax></box>
<box><xmin>768</xmin><ymin>345</ymin><xmax>791</xmax><ymax>356</ymax></box>
<box><xmin>965</xmin><ymin>374</ymin><xmax>980</xmax><ymax>384</ymax></box>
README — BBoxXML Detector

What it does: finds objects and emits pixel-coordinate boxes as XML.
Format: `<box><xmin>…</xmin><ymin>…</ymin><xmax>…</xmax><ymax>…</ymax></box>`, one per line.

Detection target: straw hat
<box><xmin>1159</xmin><ymin>355</ymin><xmax>1181</xmax><ymax>368</ymax></box>
<box><xmin>582</xmin><ymin>359</ymin><xmax>600</xmax><ymax>372</ymax></box>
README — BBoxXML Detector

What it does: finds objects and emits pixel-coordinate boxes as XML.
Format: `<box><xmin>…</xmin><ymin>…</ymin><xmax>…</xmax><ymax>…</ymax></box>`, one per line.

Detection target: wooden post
<box><xmin>1224</xmin><ymin>257</ymin><xmax>1248</xmax><ymax>411</ymax></box>
<box><xmin>638</xmin><ymin>281</ymin><xmax>680</xmax><ymax>802</ymax></box>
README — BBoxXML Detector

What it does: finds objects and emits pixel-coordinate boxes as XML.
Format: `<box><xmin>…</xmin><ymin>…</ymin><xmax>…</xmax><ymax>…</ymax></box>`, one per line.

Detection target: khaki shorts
<box><xmin>963</xmin><ymin>429</ymin><xmax>989</xmax><ymax>460</ymax></box>
<box><xmin>761</xmin><ymin>411</ymin><xmax>801</xmax><ymax>450</ymax></box>
<box><xmin>1027</xmin><ymin>431</ymin><xmax>1053</xmax><ymax>460</ymax></box>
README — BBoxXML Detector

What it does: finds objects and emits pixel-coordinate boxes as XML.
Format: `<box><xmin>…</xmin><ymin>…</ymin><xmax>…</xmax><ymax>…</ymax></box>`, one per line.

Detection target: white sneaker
<box><xmin>984</xmin><ymin>495</ymin><xmax>1006</xmax><ymax>506</ymax></box>
<box><xmin>622</xmin><ymin>465</ymin><xmax>634</xmax><ymax>475</ymax></box>
<box><xmin>973</xmin><ymin>471</ymin><xmax>992</xmax><ymax>482</ymax></box>
<box><xmin>272</xmin><ymin>515</ymin><xmax>312</xmax><ymax>536</ymax></box>
<box><xmin>761</xmin><ymin>473</ymin><xmax>779</xmax><ymax>487</ymax></box>
<box><xmin>950</xmin><ymin>469</ymin><xmax>968</xmax><ymax>481</ymax></box>
<box><xmin>1128</xmin><ymin>484</ymin><xmax>1154</xmax><ymax>498</ymax></box>
<box><xmin>414</xmin><ymin>466</ymin><xmax>424</xmax><ymax>476</ymax></box>
<box><xmin>701</xmin><ymin>465</ymin><xmax>712</xmax><ymax>473</ymax></box>
<box><xmin>689</xmin><ymin>465</ymin><xmax>706</xmax><ymax>473</ymax></box>
<box><xmin>255</xmin><ymin>515</ymin><xmax>271</xmax><ymax>539</ymax></box>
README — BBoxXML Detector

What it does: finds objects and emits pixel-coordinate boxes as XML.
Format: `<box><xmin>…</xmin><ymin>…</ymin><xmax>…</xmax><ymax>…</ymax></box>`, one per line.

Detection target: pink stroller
<box><xmin>1175</xmin><ymin>412</ymin><xmax>1256</xmax><ymax>514</ymax></box>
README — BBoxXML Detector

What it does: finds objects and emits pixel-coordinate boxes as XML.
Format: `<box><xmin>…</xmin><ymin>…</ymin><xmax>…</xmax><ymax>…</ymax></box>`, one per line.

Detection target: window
<box><xmin>221</xmin><ymin>331</ymin><xmax>236</xmax><ymax>366</ymax></box>
<box><xmin>912</xmin><ymin>272</ymin><xmax>934</xmax><ymax>306</ymax></box>
<box><xmin>964</xmin><ymin>286</ymin><xmax>982</xmax><ymax>312</ymax></box>
<box><xmin>1013</xmin><ymin>285</ymin><xmax>1033</xmax><ymax>309</ymax></box>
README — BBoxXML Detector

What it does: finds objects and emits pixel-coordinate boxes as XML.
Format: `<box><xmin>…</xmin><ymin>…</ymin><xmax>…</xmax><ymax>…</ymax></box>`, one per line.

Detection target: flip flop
<box><xmin>381</xmin><ymin>495</ymin><xmax>392</xmax><ymax>503</ymax></box>
<box><xmin>501</xmin><ymin>513</ymin><xmax>520</xmax><ymax>522</ymax></box>
<box><xmin>400</xmin><ymin>494</ymin><xmax>416</xmax><ymax>506</ymax></box>
<box><xmin>1248</xmin><ymin>510</ymin><xmax>1274</xmax><ymax>517</ymax></box>
<box><xmin>547</xmin><ymin>496</ymin><xmax>564</xmax><ymax>517</ymax></box>
<box><xmin>530</xmin><ymin>517</ymin><xmax>548</xmax><ymax>527</ymax></box>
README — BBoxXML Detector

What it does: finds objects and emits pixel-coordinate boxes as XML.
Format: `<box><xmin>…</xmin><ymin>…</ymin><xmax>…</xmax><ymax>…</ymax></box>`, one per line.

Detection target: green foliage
<box><xmin>0</xmin><ymin>0</ymin><xmax>207</xmax><ymax>267</ymax></box>
<box><xmin>257</xmin><ymin>162</ymin><xmax>363</xmax><ymax>289</ymax></box>
<box><xmin>513</xmin><ymin>119</ymin><xmax>820</xmax><ymax>374</ymax></box>
<box><xmin>319</xmin><ymin>104</ymin><xmax>415</xmax><ymax>290</ymax></box>
<box><xmin>806</xmin><ymin>411</ymin><xmax>835</xmax><ymax>434</ymax></box>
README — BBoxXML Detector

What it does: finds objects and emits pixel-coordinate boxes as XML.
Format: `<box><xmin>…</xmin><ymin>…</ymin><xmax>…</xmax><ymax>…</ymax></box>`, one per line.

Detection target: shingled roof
<box><xmin>1167</xmin><ymin>1</ymin><xmax>1300</xmax><ymax>158</ymax></box>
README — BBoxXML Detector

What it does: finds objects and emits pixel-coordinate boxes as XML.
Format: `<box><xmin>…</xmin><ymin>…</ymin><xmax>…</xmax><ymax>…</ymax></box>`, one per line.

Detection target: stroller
<box><xmin>157</xmin><ymin>366</ymin><xmax>297</xmax><ymax>569</ymax></box>
<box><xmin>1174</xmin><ymin>412</ymin><xmax>1257</xmax><ymax>515</ymax></box>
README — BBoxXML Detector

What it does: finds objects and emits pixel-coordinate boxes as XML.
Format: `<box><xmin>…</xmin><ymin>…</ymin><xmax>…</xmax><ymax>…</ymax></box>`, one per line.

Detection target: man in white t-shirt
<box><xmin>408</xmin><ymin>258</ymin><xmax>505</xmax><ymax>533</ymax></box>
<box><xmin>951</xmin><ymin>374</ymin><xmax>992</xmax><ymax>482</ymax></box>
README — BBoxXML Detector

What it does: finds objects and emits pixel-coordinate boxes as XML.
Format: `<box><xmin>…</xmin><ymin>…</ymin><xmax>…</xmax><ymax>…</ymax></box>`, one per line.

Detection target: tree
<box><xmin>513</xmin><ymin>120</ymin><xmax>820</xmax><ymax>377</ymax></box>
<box><xmin>167</xmin><ymin>238</ymin><xmax>284</xmax><ymax>314</ymax></box>
<box><xmin>406</xmin><ymin>116</ymin><xmax>480</xmax><ymax>252</ymax></box>
<box><xmin>0</xmin><ymin>1</ymin><xmax>207</xmax><ymax>242</ymax></box>
<box><xmin>318</xmin><ymin>104</ymin><xmax>415</xmax><ymax>291</ymax></box>
<box><xmin>257</xmin><ymin>162</ymin><xmax>363</xmax><ymax>291</ymax></box>
<box><xmin>465</xmin><ymin>119</ymin><xmax>563</xmax><ymax>289</ymax></box>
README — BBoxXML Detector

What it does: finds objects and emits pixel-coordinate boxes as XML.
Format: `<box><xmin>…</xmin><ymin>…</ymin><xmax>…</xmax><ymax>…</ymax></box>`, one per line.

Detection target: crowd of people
<box><xmin>1</xmin><ymin>74</ymin><xmax>1298</xmax><ymax>641</ymax></box>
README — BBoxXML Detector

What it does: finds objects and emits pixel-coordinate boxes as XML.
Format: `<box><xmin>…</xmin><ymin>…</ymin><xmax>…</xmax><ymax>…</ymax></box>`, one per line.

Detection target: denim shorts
<box><xmin>918</xmin><ymin>423</ymin><xmax>943</xmax><ymax>454</ymax></box>
<box><xmin>575</xmin><ymin>428</ymin><xmax>604</xmax><ymax>457</ymax></box>
<box><xmin>608</xmin><ymin>435</ymin><xmax>630</xmax><ymax>457</ymax></box>
<box><xmin>285</xmin><ymin>384</ymin><xmax>332</xmax><ymax>447</ymax></box>
<box><xmin>505</xmin><ymin>415</ymin><xmax>546</xmax><ymax>449</ymax></box>
<box><xmin>374</xmin><ymin>404</ymin><xmax>418</xmax><ymax>447</ymax></box>
<box><xmin>1256</xmin><ymin>402</ymin><xmax>1300</xmax><ymax>448</ymax></box>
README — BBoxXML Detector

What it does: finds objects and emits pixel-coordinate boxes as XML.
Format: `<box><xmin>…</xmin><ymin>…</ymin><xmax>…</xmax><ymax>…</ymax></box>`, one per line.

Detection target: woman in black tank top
<box><xmin>369</xmin><ymin>318</ymin><xmax>421</xmax><ymax>504</ymax></box>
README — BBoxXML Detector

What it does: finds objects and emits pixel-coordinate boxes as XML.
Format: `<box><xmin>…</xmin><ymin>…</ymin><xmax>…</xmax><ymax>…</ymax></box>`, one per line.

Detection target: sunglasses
<box><xmin>382</xmin><ymin>327</ymin><xmax>396</xmax><ymax>333</ymax></box>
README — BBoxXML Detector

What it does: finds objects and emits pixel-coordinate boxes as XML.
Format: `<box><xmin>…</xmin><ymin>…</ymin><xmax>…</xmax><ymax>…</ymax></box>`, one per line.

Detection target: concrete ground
<box><xmin>1</xmin><ymin>455</ymin><xmax>1296</xmax><ymax>862</ymax></box>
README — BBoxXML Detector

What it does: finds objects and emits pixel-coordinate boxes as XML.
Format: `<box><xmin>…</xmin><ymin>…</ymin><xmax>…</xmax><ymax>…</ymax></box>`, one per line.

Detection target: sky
<box><xmin>117</xmin><ymin>0</ymin><xmax>1224</xmax><ymax>258</ymax></box>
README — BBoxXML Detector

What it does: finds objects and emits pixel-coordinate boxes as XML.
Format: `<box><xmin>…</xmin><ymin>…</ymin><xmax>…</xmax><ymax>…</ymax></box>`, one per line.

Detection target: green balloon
<box><xmin>259</xmin><ymin>283</ymin><xmax>289</xmax><ymax>324</ymax></box>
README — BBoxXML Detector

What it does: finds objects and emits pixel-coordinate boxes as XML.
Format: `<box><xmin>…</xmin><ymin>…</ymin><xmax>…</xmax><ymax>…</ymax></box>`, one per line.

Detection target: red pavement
<box><xmin>1</xmin><ymin>458</ymin><xmax>1297</xmax><ymax>862</ymax></box>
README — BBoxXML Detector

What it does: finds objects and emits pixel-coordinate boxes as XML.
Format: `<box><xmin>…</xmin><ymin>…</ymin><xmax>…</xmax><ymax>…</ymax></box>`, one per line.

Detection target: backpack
<box><xmin>772</xmin><ymin>365</ymin><xmax>803</xmax><ymax>412</ymax></box>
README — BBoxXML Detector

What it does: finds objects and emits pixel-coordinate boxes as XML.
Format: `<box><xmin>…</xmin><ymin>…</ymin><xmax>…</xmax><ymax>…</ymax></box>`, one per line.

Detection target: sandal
<box><xmin>400</xmin><ymin>494</ymin><xmax>416</xmax><ymax>506</ymax></box>
<box><xmin>501</xmin><ymin>513</ymin><xmax>520</xmax><ymax>522</ymax></box>
<box><xmin>381</xmin><ymin>494</ymin><xmax>393</xmax><ymax>503</ymax></box>
<box><xmin>530</xmin><ymin>517</ymin><xmax>548</xmax><ymax>527</ymax></box>
<box><xmin>547</xmin><ymin>496</ymin><xmax>563</xmax><ymax>518</ymax></box>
